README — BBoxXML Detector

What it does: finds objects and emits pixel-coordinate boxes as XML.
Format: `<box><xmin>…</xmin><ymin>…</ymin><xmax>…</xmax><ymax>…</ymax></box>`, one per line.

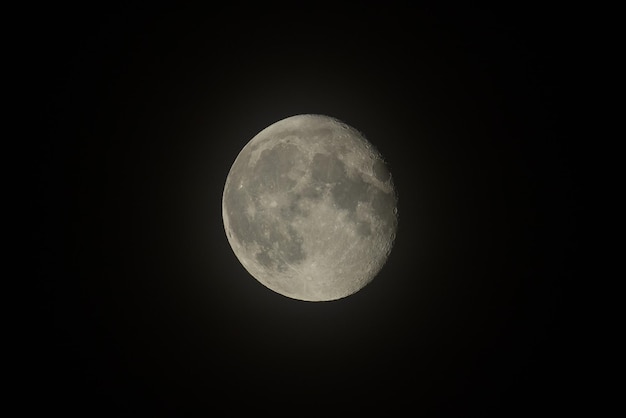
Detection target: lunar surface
<box><xmin>222</xmin><ymin>114</ymin><xmax>398</xmax><ymax>301</ymax></box>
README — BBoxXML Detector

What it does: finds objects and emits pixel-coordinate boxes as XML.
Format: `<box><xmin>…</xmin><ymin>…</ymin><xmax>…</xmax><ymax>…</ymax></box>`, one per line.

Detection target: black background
<box><xmin>32</xmin><ymin>3</ymin><xmax>580</xmax><ymax>416</ymax></box>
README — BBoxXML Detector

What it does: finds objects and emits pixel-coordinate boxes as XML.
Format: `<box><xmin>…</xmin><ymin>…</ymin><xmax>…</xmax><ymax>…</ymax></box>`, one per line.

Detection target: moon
<box><xmin>222</xmin><ymin>114</ymin><xmax>398</xmax><ymax>301</ymax></box>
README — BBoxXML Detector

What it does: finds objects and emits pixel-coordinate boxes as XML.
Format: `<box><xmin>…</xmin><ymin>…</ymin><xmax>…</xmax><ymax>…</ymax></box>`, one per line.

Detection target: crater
<box><xmin>373</xmin><ymin>159</ymin><xmax>391</xmax><ymax>182</ymax></box>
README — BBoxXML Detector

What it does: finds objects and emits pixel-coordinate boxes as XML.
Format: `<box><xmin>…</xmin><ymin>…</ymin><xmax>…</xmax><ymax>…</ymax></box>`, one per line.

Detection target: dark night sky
<box><xmin>31</xmin><ymin>3</ymin><xmax>580</xmax><ymax>416</ymax></box>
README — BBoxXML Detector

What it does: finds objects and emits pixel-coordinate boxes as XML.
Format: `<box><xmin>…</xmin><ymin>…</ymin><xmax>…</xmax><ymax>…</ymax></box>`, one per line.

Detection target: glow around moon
<box><xmin>222</xmin><ymin>114</ymin><xmax>397</xmax><ymax>301</ymax></box>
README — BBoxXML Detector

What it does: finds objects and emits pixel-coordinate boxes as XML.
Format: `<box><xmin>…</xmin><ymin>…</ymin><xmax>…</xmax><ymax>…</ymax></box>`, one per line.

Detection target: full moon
<box><xmin>222</xmin><ymin>114</ymin><xmax>398</xmax><ymax>301</ymax></box>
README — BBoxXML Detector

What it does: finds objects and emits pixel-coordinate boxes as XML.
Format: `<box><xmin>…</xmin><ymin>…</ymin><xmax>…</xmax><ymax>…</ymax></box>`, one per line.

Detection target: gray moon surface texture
<box><xmin>222</xmin><ymin>114</ymin><xmax>398</xmax><ymax>301</ymax></box>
